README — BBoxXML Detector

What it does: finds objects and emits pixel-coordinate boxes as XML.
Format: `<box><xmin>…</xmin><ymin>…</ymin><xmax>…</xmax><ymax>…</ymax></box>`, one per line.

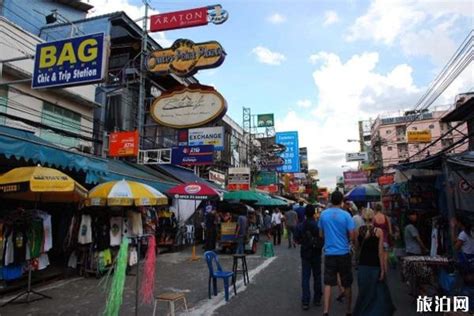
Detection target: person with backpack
<box><xmin>294</xmin><ymin>204</ymin><xmax>323</xmax><ymax>310</ymax></box>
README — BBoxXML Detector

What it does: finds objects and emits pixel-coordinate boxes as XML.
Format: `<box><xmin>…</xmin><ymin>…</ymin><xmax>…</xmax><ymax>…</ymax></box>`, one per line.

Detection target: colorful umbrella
<box><xmin>345</xmin><ymin>183</ymin><xmax>381</xmax><ymax>202</ymax></box>
<box><xmin>167</xmin><ymin>182</ymin><xmax>220</xmax><ymax>200</ymax></box>
<box><xmin>223</xmin><ymin>190</ymin><xmax>263</xmax><ymax>203</ymax></box>
<box><xmin>0</xmin><ymin>166</ymin><xmax>87</xmax><ymax>202</ymax></box>
<box><xmin>86</xmin><ymin>179</ymin><xmax>168</xmax><ymax>206</ymax></box>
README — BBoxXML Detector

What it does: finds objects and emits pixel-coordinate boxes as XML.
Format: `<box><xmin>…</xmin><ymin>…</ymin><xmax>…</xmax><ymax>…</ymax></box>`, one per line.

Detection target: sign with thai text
<box><xmin>255</xmin><ymin>171</ymin><xmax>277</xmax><ymax>186</ymax></box>
<box><xmin>32</xmin><ymin>33</ymin><xmax>106</xmax><ymax>89</ymax></box>
<box><xmin>407</xmin><ymin>130</ymin><xmax>432</xmax><ymax>143</ymax></box>
<box><xmin>188</xmin><ymin>126</ymin><xmax>224</xmax><ymax>151</ymax></box>
<box><xmin>276</xmin><ymin>131</ymin><xmax>300</xmax><ymax>173</ymax></box>
<box><xmin>209</xmin><ymin>170</ymin><xmax>226</xmax><ymax>187</ymax></box>
<box><xmin>171</xmin><ymin>145</ymin><xmax>214</xmax><ymax>166</ymax></box>
<box><xmin>147</xmin><ymin>39</ymin><xmax>226</xmax><ymax>77</ymax></box>
<box><xmin>343</xmin><ymin>171</ymin><xmax>368</xmax><ymax>186</ymax></box>
<box><xmin>150</xmin><ymin>85</ymin><xmax>227</xmax><ymax>128</ymax></box>
<box><xmin>346</xmin><ymin>152</ymin><xmax>368</xmax><ymax>162</ymax></box>
<box><xmin>227</xmin><ymin>167</ymin><xmax>250</xmax><ymax>191</ymax></box>
<box><xmin>108</xmin><ymin>130</ymin><xmax>139</xmax><ymax>157</ymax></box>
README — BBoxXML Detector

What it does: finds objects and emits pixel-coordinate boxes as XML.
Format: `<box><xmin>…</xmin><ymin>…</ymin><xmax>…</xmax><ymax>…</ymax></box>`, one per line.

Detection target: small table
<box><xmin>153</xmin><ymin>292</ymin><xmax>188</xmax><ymax>316</ymax></box>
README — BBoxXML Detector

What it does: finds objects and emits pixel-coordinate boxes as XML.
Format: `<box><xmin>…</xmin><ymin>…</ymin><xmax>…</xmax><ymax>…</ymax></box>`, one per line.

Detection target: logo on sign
<box><xmin>184</xmin><ymin>184</ymin><xmax>201</xmax><ymax>194</ymax></box>
<box><xmin>147</xmin><ymin>39</ymin><xmax>226</xmax><ymax>77</ymax></box>
<box><xmin>32</xmin><ymin>33</ymin><xmax>106</xmax><ymax>89</ymax></box>
<box><xmin>150</xmin><ymin>85</ymin><xmax>227</xmax><ymax>128</ymax></box>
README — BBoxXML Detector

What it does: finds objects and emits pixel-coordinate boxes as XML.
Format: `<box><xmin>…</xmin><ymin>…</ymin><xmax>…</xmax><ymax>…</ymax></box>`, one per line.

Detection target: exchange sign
<box><xmin>147</xmin><ymin>39</ymin><xmax>226</xmax><ymax>77</ymax></box>
<box><xmin>171</xmin><ymin>145</ymin><xmax>214</xmax><ymax>166</ymax></box>
<box><xmin>188</xmin><ymin>126</ymin><xmax>224</xmax><ymax>151</ymax></box>
<box><xmin>276</xmin><ymin>131</ymin><xmax>300</xmax><ymax>173</ymax></box>
<box><xmin>32</xmin><ymin>33</ymin><xmax>107</xmax><ymax>89</ymax></box>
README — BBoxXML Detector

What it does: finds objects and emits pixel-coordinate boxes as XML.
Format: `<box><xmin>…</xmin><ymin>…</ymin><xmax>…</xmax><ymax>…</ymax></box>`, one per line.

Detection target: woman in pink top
<box><xmin>373</xmin><ymin>203</ymin><xmax>392</xmax><ymax>272</ymax></box>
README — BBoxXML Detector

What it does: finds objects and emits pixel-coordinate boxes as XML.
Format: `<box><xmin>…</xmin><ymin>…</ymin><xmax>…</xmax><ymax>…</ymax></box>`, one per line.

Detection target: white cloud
<box><xmin>323</xmin><ymin>10</ymin><xmax>340</xmax><ymax>26</ymax></box>
<box><xmin>347</xmin><ymin>0</ymin><xmax>472</xmax><ymax>64</ymax></box>
<box><xmin>267</xmin><ymin>13</ymin><xmax>286</xmax><ymax>24</ymax></box>
<box><xmin>251</xmin><ymin>46</ymin><xmax>286</xmax><ymax>65</ymax></box>
<box><xmin>297</xmin><ymin>99</ymin><xmax>312</xmax><ymax>108</ymax></box>
<box><xmin>87</xmin><ymin>0</ymin><xmax>171</xmax><ymax>47</ymax></box>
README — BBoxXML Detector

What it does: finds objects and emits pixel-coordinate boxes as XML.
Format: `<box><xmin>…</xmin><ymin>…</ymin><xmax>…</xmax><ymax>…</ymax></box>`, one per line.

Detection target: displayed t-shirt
<box><xmin>405</xmin><ymin>223</ymin><xmax>422</xmax><ymax>255</ymax></box>
<box><xmin>13</xmin><ymin>224</ymin><xmax>27</xmax><ymax>265</ymax></box>
<box><xmin>127</xmin><ymin>211</ymin><xmax>143</xmax><ymax>237</ymax></box>
<box><xmin>38</xmin><ymin>253</ymin><xmax>50</xmax><ymax>270</ymax></box>
<box><xmin>110</xmin><ymin>217</ymin><xmax>122</xmax><ymax>246</ymax></box>
<box><xmin>28</xmin><ymin>219</ymin><xmax>44</xmax><ymax>259</ymax></box>
<box><xmin>458</xmin><ymin>230</ymin><xmax>474</xmax><ymax>255</ymax></box>
<box><xmin>4</xmin><ymin>230</ymin><xmax>14</xmax><ymax>266</ymax></box>
<box><xmin>78</xmin><ymin>215</ymin><xmax>92</xmax><ymax>245</ymax></box>
<box><xmin>37</xmin><ymin>212</ymin><xmax>52</xmax><ymax>252</ymax></box>
<box><xmin>318</xmin><ymin>207</ymin><xmax>355</xmax><ymax>256</ymax></box>
<box><xmin>93</xmin><ymin>217</ymin><xmax>110</xmax><ymax>251</ymax></box>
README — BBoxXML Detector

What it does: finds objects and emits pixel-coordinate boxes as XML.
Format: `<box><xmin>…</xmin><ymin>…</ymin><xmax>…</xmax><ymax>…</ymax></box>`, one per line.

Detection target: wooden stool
<box><xmin>232</xmin><ymin>254</ymin><xmax>250</xmax><ymax>285</ymax></box>
<box><xmin>153</xmin><ymin>292</ymin><xmax>188</xmax><ymax>316</ymax></box>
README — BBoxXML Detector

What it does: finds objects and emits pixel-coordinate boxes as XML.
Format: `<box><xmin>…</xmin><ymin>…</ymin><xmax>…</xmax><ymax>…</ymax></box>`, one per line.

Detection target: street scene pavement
<box><xmin>0</xmin><ymin>243</ymin><xmax>417</xmax><ymax>316</ymax></box>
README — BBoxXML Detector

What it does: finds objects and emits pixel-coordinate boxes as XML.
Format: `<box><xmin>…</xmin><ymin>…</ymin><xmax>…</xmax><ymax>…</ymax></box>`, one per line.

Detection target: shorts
<box><xmin>324</xmin><ymin>254</ymin><xmax>353</xmax><ymax>287</ymax></box>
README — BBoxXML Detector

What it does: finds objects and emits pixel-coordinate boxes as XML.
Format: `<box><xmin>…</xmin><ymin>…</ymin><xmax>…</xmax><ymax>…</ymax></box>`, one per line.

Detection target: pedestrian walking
<box><xmin>235</xmin><ymin>210</ymin><xmax>248</xmax><ymax>254</ymax></box>
<box><xmin>342</xmin><ymin>198</ymin><xmax>354</xmax><ymax>216</ymax></box>
<box><xmin>295</xmin><ymin>201</ymin><xmax>306</xmax><ymax>223</ymax></box>
<box><xmin>294</xmin><ymin>204</ymin><xmax>323</xmax><ymax>310</ymax></box>
<box><xmin>374</xmin><ymin>203</ymin><xmax>392</xmax><ymax>272</ymax></box>
<box><xmin>318</xmin><ymin>191</ymin><xmax>355</xmax><ymax>316</ymax></box>
<box><xmin>285</xmin><ymin>208</ymin><xmax>298</xmax><ymax>248</ymax></box>
<box><xmin>271</xmin><ymin>208</ymin><xmax>283</xmax><ymax>245</ymax></box>
<box><xmin>404</xmin><ymin>210</ymin><xmax>427</xmax><ymax>256</ymax></box>
<box><xmin>353</xmin><ymin>209</ymin><xmax>395</xmax><ymax>316</ymax></box>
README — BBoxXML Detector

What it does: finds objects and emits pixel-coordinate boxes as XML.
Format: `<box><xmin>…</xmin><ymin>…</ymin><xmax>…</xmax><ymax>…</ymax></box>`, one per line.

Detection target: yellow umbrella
<box><xmin>85</xmin><ymin>179</ymin><xmax>168</xmax><ymax>207</ymax></box>
<box><xmin>0</xmin><ymin>166</ymin><xmax>87</xmax><ymax>202</ymax></box>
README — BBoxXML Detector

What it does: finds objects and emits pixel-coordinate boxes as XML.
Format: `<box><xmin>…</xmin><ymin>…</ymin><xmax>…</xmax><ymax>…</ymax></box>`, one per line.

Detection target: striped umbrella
<box><xmin>86</xmin><ymin>179</ymin><xmax>168</xmax><ymax>207</ymax></box>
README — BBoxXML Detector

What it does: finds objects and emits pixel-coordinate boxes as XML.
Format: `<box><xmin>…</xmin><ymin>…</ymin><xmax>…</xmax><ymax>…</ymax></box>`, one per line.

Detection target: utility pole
<box><xmin>137</xmin><ymin>0</ymin><xmax>149</xmax><ymax>147</ymax></box>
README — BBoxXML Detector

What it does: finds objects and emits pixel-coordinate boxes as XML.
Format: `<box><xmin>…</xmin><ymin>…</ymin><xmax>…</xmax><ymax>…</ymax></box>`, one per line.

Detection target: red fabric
<box><xmin>167</xmin><ymin>182</ymin><xmax>220</xmax><ymax>199</ymax></box>
<box><xmin>140</xmin><ymin>236</ymin><xmax>157</xmax><ymax>304</ymax></box>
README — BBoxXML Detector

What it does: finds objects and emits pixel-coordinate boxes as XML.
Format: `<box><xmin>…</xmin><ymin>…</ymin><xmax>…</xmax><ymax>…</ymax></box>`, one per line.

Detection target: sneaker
<box><xmin>302</xmin><ymin>304</ymin><xmax>310</xmax><ymax>311</ymax></box>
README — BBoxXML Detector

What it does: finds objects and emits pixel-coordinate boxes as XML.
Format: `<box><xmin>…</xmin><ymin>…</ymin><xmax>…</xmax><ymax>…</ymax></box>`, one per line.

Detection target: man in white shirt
<box><xmin>271</xmin><ymin>208</ymin><xmax>283</xmax><ymax>246</ymax></box>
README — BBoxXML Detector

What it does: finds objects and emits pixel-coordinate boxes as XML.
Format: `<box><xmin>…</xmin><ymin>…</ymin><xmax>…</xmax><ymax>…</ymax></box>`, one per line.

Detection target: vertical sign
<box><xmin>276</xmin><ymin>131</ymin><xmax>300</xmax><ymax>173</ymax></box>
<box><xmin>299</xmin><ymin>147</ymin><xmax>308</xmax><ymax>173</ymax></box>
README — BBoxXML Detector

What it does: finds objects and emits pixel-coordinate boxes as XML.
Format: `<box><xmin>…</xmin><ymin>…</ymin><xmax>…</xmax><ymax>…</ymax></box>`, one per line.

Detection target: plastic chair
<box><xmin>204</xmin><ymin>251</ymin><xmax>237</xmax><ymax>301</ymax></box>
<box><xmin>262</xmin><ymin>242</ymin><xmax>274</xmax><ymax>258</ymax></box>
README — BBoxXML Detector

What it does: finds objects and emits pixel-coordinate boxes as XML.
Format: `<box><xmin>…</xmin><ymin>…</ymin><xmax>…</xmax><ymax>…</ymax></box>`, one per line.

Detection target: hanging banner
<box><xmin>188</xmin><ymin>126</ymin><xmax>224</xmax><ymax>151</ymax></box>
<box><xmin>343</xmin><ymin>171</ymin><xmax>368</xmax><ymax>186</ymax></box>
<box><xmin>257</xmin><ymin>114</ymin><xmax>274</xmax><ymax>127</ymax></box>
<box><xmin>149</xmin><ymin>5</ymin><xmax>228</xmax><ymax>32</ymax></box>
<box><xmin>276</xmin><ymin>131</ymin><xmax>300</xmax><ymax>173</ymax></box>
<box><xmin>147</xmin><ymin>39</ymin><xmax>226</xmax><ymax>77</ymax></box>
<box><xmin>407</xmin><ymin>130</ymin><xmax>432</xmax><ymax>143</ymax></box>
<box><xmin>108</xmin><ymin>130</ymin><xmax>139</xmax><ymax>157</ymax></box>
<box><xmin>227</xmin><ymin>167</ymin><xmax>250</xmax><ymax>191</ymax></box>
<box><xmin>32</xmin><ymin>33</ymin><xmax>107</xmax><ymax>89</ymax></box>
<box><xmin>255</xmin><ymin>171</ymin><xmax>277</xmax><ymax>186</ymax></box>
<box><xmin>150</xmin><ymin>85</ymin><xmax>227</xmax><ymax>129</ymax></box>
<box><xmin>171</xmin><ymin>145</ymin><xmax>214</xmax><ymax>166</ymax></box>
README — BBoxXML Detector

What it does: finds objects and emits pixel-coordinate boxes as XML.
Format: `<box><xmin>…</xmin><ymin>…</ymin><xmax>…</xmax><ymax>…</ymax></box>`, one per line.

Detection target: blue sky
<box><xmin>89</xmin><ymin>0</ymin><xmax>474</xmax><ymax>187</ymax></box>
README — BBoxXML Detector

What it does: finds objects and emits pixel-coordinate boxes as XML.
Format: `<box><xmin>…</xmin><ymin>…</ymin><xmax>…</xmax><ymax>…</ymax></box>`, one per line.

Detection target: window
<box><xmin>396</xmin><ymin>125</ymin><xmax>406</xmax><ymax>136</ymax></box>
<box><xmin>429</xmin><ymin>124</ymin><xmax>435</xmax><ymax>129</ymax></box>
<box><xmin>0</xmin><ymin>86</ymin><xmax>7</xmax><ymax>124</ymax></box>
<box><xmin>40</xmin><ymin>102</ymin><xmax>81</xmax><ymax>148</ymax></box>
<box><xmin>387</xmin><ymin>146</ymin><xmax>393</xmax><ymax>151</ymax></box>
<box><xmin>442</xmin><ymin>138</ymin><xmax>454</xmax><ymax>148</ymax></box>
<box><xmin>385</xmin><ymin>129</ymin><xmax>392</xmax><ymax>134</ymax></box>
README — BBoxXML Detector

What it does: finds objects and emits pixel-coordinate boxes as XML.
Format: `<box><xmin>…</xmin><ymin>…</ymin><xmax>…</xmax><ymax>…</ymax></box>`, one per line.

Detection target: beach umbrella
<box><xmin>345</xmin><ymin>183</ymin><xmax>381</xmax><ymax>202</ymax></box>
<box><xmin>0</xmin><ymin>165</ymin><xmax>87</xmax><ymax>202</ymax></box>
<box><xmin>86</xmin><ymin>179</ymin><xmax>168</xmax><ymax>207</ymax></box>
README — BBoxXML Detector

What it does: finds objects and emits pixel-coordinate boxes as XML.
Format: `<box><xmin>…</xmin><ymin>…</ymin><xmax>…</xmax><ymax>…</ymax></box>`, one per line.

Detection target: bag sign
<box><xmin>32</xmin><ymin>33</ymin><xmax>106</xmax><ymax>89</ymax></box>
<box><xmin>188</xmin><ymin>126</ymin><xmax>224</xmax><ymax>151</ymax></box>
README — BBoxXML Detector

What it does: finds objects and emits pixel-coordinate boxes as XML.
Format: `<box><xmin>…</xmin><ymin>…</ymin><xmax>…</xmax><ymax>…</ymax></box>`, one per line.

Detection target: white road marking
<box><xmin>186</xmin><ymin>256</ymin><xmax>277</xmax><ymax>315</ymax></box>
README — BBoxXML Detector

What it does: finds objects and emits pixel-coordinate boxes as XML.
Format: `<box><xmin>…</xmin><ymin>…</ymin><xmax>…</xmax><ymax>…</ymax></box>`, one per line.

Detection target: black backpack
<box><xmin>302</xmin><ymin>221</ymin><xmax>323</xmax><ymax>251</ymax></box>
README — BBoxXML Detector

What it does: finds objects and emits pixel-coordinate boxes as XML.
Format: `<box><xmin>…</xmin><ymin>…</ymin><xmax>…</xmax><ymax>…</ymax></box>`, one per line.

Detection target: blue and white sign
<box><xmin>188</xmin><ymin>126</ymin><xmax>224</xmax><ymax>151</ymax></box>
<box><xmin>276</xmin><ymin>131</ymin><xmax>300</xmax><ymax>173</ymax></box>
<box><xmin>32</xmin><ymin>33</ymin><xmax>106</xmax><ymax>89</ymax></box>
<box><xmin>171</xmin><ymin>145</ymin><xmax>214</xmax><ymax>166</ymax></box>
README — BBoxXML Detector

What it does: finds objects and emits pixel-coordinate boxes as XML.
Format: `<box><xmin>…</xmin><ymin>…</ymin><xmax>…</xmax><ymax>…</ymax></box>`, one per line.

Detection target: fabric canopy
<box><xmin>167</xmin><ymin>182</ymin><xmax>220</xmax><ymax>200</ymax></box>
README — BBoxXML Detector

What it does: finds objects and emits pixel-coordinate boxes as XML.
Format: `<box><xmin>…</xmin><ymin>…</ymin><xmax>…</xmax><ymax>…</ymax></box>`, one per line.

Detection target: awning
<box><xmin>395</xmin><ymin>151</ymin><xmax>474</xmax><ymax>171</ymax></box>
<box><xmin>154</xmin><ymin>164</ymin><xmax>225</xmax><ymax>192</ymax></box>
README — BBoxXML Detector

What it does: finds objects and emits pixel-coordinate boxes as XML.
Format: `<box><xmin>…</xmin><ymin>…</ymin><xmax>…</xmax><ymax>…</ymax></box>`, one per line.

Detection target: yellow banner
<box><xmin>407</xmin><ymin>130</ymin><xmax>432</xmax><ymax>143</ymax></box>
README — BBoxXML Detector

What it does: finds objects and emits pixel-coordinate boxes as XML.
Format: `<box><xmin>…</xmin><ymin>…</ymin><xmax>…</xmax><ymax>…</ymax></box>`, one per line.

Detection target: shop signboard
<box><xmin>257</xmin><ymin>184</ymin><xmax>278</xmax><ymax>193</ymax></box>
<box><xmin>259</xmin><ymin>156</ymin><xmax>285</xmax><ymax>170</ymax></box>
<box><xmin>378</xmin><ymin>174</ymin><xmax>395</xmax><ymax>186</ymax></box>
<box><xmin>178</xmin><ymin>130</ymin><xmax>188</xmax><ymax>146</ymax></box>
<box><xmin>343</xmin><ymin>171</ymin><xmax>368</xmax><ymax>186</ymax></box>
<box><xmin>209</xmin><ymin>170</ymin><xmax>226</xmax><ymax>187</ymax></box>
<box><xmin>257</xmin><ymin>114</ymin><xmax>274</xmax><ymax>127</ymax></box>
<box><xmin>108</xmin><ymin>130</ymin><xmax>139</xmax><ymax>157</ymax></box>
<box><xmin>188</xmin><ymin>126</ymin><xmax>224</xmax><ymax>151</ymax></box>
<box><xmin>227</xmin><ymin>167</ymin><xmax>250</xmax><ymax>191</ymax></box>
<box><xmin>147</xmin><ymin>39</ymin><xmax>226</xmax><ymax>77</ymax></box>
<box><xmin>149</xmin><ymin>5</ymin><xmax>228</xmax><ymax>32</ymax></box>
<box><xmin>299</xmin><ymin>147</ymin><xmax>308</xmax><ymax>173</ymax></box>
<box><xmin>150</xmin><ymin>85</ymin><xmax>227</xmax><ymax>129</ymax></box>
<box><xmin>407</xmin><ymin>130</ymin><xmax>432</xmax><ymax>143</ymax></box>
<box><xmin>346</xmin><ymin>152</ymin><xmax>368</xmax><ymax>162</ymax></box>
<box><xmin>255</xmin><ymin>171</ymin><xmax>277</xmax><ymax>186</ymax></box>
<box><xmin>276</xmin><ymin>131</ymin><xmax>300</xmax><ymax>173</ymax></box>
<box><xmin>32</xmin><ymin>33</ymin><xmax>107</xmax><ymax>89</ymax></box>
<box><xmin>171</xmin><ymin>145</ymin><xmax>214</xmax><ymax>166</ymax></box>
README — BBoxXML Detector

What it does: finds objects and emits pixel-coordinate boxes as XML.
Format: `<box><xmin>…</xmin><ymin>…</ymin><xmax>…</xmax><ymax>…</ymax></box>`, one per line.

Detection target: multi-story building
<box><xmin>370</xmin><ymin>109</ymin><xmax>468</xmax><ymax>174</ymax></box>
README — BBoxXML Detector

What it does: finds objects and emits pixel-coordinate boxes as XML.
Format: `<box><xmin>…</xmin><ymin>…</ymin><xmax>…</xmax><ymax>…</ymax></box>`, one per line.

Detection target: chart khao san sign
<box><xmin>149</xmin><ymin>5</ymin><xmax>228</xmax><ymax>32</ymax></box>
<box><xmin>108</xmin><ymin>130</ymin><xmax>139</xmax><ymax>157</ymax></box>
<box><xmin>32</xmin><ymin>33</ymin><xmax>107</xmax><ymax>89</ymax></box>
<box><xmin>150</xmin><ymin>85</ymin><xmax>227</xmax><ymax>129</ymax></box>
<box><xmin>147</xmin><ymin>39</ymin><xmax>226</xmax><ymax>77</ymax></box>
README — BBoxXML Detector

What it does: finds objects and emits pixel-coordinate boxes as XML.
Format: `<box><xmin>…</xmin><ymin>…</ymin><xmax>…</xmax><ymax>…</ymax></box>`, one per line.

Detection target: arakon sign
<box><xmin>150</xmin><ymin>85</ymin><xmax>227</xmax><ymax>129</ymax></box>
<box><xmin>147</xmin><ymin>39</ymin><xmax>226</xmax><ymax>77</ymax></box>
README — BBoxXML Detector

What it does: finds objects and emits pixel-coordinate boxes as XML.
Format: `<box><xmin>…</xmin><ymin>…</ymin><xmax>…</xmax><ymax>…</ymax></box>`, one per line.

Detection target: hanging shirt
<box><xmin>128</xmin><ymin>211</ymin><xmax>143</xmax><ymax>237</ymax></box>
<box><xmin>458</xmin><ymin>230</ymin><xmax>474</xmax><ymax>255</ymax></box>
<box><xmin>27</xmin><ymin>219</ymin><xmax>44</xmax><ymax>259</ymax></box>
<box><xmin>4</xmin><ymin>229</ymin><xmax>14</xmax><ymax>266</ymax></box>
<box><xmin>13</xmin><ymin>223</ymin><xmax>27</xmax><ymax>264</ymax></box>
<box><xmin>110</xmin><ymin>217</ymin><xmax>122</xmax><ymax>246</ymax></box>
<box><xmin>93</xmin><ymin>216</ymin><xmax>110</xmax><ymax>251</ymax></box>
<box><xmin>78</xmin><ymin>215</ymin><xmax>92</xmax><ymax>245</ymax></box>
<box><xmin>36</xmin><ymin>211</ymin><xmax>52</xmax><ymax>252</ymax></box>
